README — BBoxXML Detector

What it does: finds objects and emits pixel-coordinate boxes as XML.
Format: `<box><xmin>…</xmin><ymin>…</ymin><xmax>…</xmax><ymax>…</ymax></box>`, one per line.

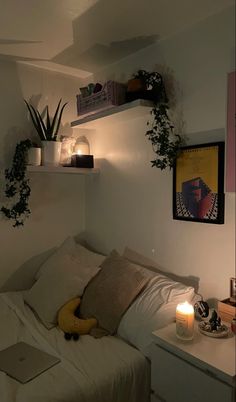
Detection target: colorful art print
<box><xmin>173</xmin><ymin>142</ymin><xmax>225</xmax><ymax>224</ymax></box>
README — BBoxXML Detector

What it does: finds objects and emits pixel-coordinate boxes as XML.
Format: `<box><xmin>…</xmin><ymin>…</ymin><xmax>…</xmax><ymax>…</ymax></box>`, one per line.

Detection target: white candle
<box><xmin>176</xmin><ymin>302</ymin><xmax>194</xmax><ymax>340</ymax></box>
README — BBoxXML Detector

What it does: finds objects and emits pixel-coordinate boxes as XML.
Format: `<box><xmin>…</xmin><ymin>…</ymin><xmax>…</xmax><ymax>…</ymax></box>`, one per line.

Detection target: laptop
<box><xmin>0</xmin><ymin>342</ymin><xmax>60</xmax><ymax>383</ymax></box>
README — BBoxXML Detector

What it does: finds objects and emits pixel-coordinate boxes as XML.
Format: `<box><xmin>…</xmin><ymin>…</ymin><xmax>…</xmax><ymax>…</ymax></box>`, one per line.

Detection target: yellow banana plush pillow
<box><xmin>58</xmin><ymin>297</ymin><xmax>97</xmax><ymax>340</ymax></box>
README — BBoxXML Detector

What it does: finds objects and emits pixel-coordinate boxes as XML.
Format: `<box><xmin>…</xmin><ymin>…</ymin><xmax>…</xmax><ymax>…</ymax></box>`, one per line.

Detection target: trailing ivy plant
<box><xmin>133</xmin><ymin>69</ymin><xmax>184</xmax><ymax>170</ymax></box>
<box><xmin>1</xmin><ymin>139</ymin><xmax>32</xmax><ymax>227</ymax></box>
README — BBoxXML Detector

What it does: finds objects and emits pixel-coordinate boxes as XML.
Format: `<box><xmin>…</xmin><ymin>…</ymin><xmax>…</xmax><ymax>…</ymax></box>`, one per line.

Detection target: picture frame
<box><xmin>226</xmin><ymin>71</ymin><xmax>235</xmax><ymax>192</ymax></box>
<box><xmin>173</xmin><ymin>142</ymin><xmax>225</xmax><ymax>224</ymax></box>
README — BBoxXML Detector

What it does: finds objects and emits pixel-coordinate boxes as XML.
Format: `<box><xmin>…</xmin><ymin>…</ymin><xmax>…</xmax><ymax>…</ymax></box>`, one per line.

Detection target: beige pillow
<box><xmin>80</xmin><ymin>251</ymin><xmax>149</xmax><ymax>336</ymax></box>
<box><xmin>24</xmin><ymin>242</ymin><xmax>105</xmax><ymax>329</ymax></box>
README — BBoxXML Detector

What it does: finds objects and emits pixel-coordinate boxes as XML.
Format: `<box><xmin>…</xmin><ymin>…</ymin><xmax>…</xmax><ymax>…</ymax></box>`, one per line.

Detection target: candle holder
<box><xmin>176</xmin><ymin>302</ymin><xmax>194</xmax><ymax>341</ymax></box>
<box><xmin>71</xmin><ymin>154</ymin><xmax>94</xmax><ymax>168</ymax></box>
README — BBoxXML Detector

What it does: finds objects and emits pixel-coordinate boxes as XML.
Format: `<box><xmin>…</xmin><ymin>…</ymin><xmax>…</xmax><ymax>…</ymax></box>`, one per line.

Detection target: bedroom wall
<box><xmin>84</xmin><ymin>5</ymin><xmax>235</xmax><ymax>301</ymax></box>
<box><xmin>0</xmin><ymin>61</ymin><xmax>86</xmax><ymax>285</ymax></box>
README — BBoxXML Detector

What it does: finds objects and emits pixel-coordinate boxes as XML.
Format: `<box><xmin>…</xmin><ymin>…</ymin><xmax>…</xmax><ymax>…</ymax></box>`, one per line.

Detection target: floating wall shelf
<box><xmin>71</xmin><ymin>99</ymin><xmax>153</xmax><ymax>129</ymax></box>
<box><xmin>27</xmin><ymin>166</ymin><xmax>100</xmax><ymax>175</ymax></box>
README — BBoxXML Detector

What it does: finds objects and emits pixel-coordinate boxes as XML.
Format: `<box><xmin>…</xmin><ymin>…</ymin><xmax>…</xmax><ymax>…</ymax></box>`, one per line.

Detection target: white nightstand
<box><xmin>151</xmin><ymin>323</ymin><xmax>236</xmax><ymax>402</ymax></box>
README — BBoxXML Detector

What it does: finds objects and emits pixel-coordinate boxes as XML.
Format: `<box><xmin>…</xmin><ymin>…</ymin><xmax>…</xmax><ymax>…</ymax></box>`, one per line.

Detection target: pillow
<box><xmin>36</xmin><ymin>236</ymin><xmax>104</xmax><ymax>280</ymax></box>
<box><xmin>80</xmin><ymin>251</ymin><xmax>150</xmax><ymax>337</ymax></box>
<box><xmin>24</xmin><ymin>242</ymin><xmax>105</xmax><ymax>329</ymax></box>
<box><xmin>0</xmin><ymin>247</ymin><xmax>57</xmax><ymax>293</ymax></box>
<box><xmin>123</xmin><ymin>247</ymin><xmax>199</xmax><ymax>292</ymax></box>
<box><xmin>117</xmin><ymin>270</ymin><xmax>195</xmax><ymax>357</ymax></box>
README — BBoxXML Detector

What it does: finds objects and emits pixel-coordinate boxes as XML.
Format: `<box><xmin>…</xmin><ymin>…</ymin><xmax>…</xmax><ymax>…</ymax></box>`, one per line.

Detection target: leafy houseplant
<box><xmin>24</xmin><ymin>99</ymin><xmax>68</xmax><ymax>141</ymax></box>
<box><xmin>1</xmin><ymin>139</ymin><xmax>32</xmax><ymax>227</ymax></box>
<box><xmin>133</xmin><ymin>69</ymin><xmax>184</xmax><ymax>170</ymax></box>
<box><xmin>25</xmin><ymin>99</ymin><xmax>68</xmax><ymax>166</ymax></box>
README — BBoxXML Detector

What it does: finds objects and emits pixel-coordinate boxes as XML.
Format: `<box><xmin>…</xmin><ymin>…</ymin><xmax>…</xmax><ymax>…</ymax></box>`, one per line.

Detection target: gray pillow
<box><xmin>80</xmin><ymin>251</ymin><xmax>149</xmax><ymax>337</ymax></box>
<box><xmin>123</xmin><ymin>247</ymin><xmax>199</xmax><ymax>292</ymax></box>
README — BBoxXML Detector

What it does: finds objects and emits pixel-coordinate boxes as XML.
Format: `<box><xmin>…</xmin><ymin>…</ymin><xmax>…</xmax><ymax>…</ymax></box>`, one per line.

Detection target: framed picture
<box><xmin>226</xmin><ymin>71</ymin><xmax>235</xmax><ymax>192</ymax></box>
<box><xmin>173</xmin><ymin>142</ymin><xmax>225</xmax><ymax>224</ymax></box>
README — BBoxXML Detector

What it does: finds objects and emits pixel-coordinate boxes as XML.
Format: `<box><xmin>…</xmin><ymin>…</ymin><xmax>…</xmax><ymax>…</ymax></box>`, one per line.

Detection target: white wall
<box><xmin>84</xmin><ymin>6</ymin><xmax>235</xmax><ymax>301</ymax></box>
<box><xmin>0</xmin><ymin>61</ymin><xmax>85</xmax><ymax>285</ymax></box>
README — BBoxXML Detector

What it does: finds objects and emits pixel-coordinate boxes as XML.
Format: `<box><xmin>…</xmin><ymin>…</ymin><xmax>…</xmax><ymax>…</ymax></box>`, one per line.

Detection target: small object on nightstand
<box><xmin>198</xmin><ymin>310</ymin><xmax>229</xmax><ymax>338</ymax></box>
<box><xmin>231</xmin><ymin>318</ymin><xmax>236</xmax><ymax>334</ymax></box>
<box><xmin>194</xmin><ymin>300</ymin><xmax>209</xmax><ymax>319</ymax></box>
<box><xmin>176</xmin><ymin>302</ymin><xmax>194</xmax><ymax>340</ymax></box>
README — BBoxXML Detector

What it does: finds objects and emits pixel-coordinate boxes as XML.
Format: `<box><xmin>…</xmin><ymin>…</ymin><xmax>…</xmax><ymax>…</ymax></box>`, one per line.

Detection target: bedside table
<box><xmin>151</xmin><ymin>323</ymin><xmax>235</xmax><ymax>402</ymax></box>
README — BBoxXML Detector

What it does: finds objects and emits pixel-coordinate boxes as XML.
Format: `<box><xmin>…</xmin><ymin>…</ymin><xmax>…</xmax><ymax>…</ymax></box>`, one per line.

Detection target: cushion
<box><xmin>117</xmin><ymin>258</ymin><xmax>196</xmax><ymax>357</ymax></box>
<box><xmin>58</xmin><ymin>297</ymin><xmax>97</xmax><ymax>335</ymax></box>
<box><xmin>123</xmin><ymin>247</ymin><xmax>199</xmax><ymax>292</ymax></box>
<box><xmin>35</xmin><ymin>236</ymin><xmax>104</xmax><ymax>280</ymax></box>
<box><xmin>24</xmin><ymin>241</ymin><xmax>105</xmax><ymax>329</ymax></box>
<box><xmin>80</xmin><ymin>251</ymin><xmax>150</xmax><ymax>337</ymax></box>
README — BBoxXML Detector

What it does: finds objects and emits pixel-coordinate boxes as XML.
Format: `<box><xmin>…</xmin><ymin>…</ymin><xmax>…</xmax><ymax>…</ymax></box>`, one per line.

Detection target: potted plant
<box><xmin>130</xmin><ymin>69</ymin><xmax>184</xmax><ymax>169</ymax></box>
<box><xmin>24</xmin><ymin>99</ymin><xmax>67</xmax><ymax>166</ymax></box>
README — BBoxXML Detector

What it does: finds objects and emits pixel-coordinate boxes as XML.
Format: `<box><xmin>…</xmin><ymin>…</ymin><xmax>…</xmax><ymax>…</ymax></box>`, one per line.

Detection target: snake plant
<box><xmin>24</xmin><ymin>99</ymin><xmax>67</xmax><ymax>141</ymax></box>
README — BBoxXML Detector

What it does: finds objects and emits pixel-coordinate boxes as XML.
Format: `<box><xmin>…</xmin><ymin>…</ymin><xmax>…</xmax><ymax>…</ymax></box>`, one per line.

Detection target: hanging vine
<box><xmin>1</xmin><ymin>139</ymin><xmax>32</xmax><ymax>227</ymax></box>
<box><xmin>132</xmin><ymin>69</ymin><xmax>185</xmax><ymax>170</ymax></box>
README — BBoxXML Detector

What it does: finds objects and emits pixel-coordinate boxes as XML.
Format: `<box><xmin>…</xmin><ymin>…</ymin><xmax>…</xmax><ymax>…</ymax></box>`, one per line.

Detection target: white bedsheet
<box><xmin>0</xmin><ymin>292</ymin><xmax>150</xmax><ymax>402</ymax></box>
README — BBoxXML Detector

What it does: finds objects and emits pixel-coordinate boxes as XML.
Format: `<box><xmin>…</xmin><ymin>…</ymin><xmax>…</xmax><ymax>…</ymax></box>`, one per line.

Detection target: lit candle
<box><xmin>176</xmin><ymin>302</ymin><xmax>194</xmax><ymax>340</ymax></box>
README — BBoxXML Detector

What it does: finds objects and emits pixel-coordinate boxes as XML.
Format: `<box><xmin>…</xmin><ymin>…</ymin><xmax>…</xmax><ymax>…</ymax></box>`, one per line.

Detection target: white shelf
<box><xmin>71</xmin><ymin>99</ymin><xmax>153</xmax><ymax>129</ymax></box>
<box><xmin>27</xmin><ymin>166</ymin><xmax>100</xmax><ymax>175</ymax></box>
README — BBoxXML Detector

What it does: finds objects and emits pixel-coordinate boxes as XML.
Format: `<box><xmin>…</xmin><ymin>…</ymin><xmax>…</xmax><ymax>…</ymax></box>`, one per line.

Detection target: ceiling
<box><xmin>0</xmin><ymin>0</ymin><xmax>234</xmax><ymax>78</ymax></box>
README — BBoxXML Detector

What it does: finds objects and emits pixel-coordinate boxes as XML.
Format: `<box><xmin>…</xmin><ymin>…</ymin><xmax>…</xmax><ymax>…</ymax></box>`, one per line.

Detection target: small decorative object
<box><xmin>71</xmin><ymin>155</ymin><xmax>94</xmax><ymax>168</ymax></box>
<box><xmin>60</xmin><ymin>136</ymin><xmax>76</xmax><ymax>166</ymax></box>
<box><xmin>72</xmin><ymin>136</ymin><xmax>93</xmax><ymax>168</ymax></box>
<box><xmin>230</xmin><ymin>277</ymin><xmax>236</xmax><ymax>302</ymax></box>
<box><xmin>176</xmin><ymin>302</ymin><xmax>194</xmax><ymax>341</ymax></box>
<box><xmin>24</xmin><ymin>99</ymin><xmax>67</xmax><ymax>166</ymax></box>
<box><xmin>231</xmin><ymin>318</ymin><xmax>236</xmax><ymax>335</ymax></box>
<box><xmin>27</xmin><ymin>146</ymin><xmax>41</xmax><ymax>166</ymax></box>
<box><xmin>218</xmin><ymin>298</ymin><xmax>236</xmax><ymax>323</ymax></box>
<box><xmin>194</xmin><ymin>300</ymin><xmax>209</xmax><ymax>319</ymax></box>
<box><xmin>130</xmin><ymin>69</ymin><xmax>184</xmax><ymax>170</ymax></box>
<box><xmin>87</xmin><ymin>83</ymin><xmax>95</xmax><ymax>95</ymax></box>
<box><xmin>74</xmin><ymin>136</ymin><xmax>90</xmax><ymax>155</ymax></box>
<box><xmin>198</xmin><ymin>310</ymin><xmax>229</xmax><ymax>338</ymax></box>
<box><xmin>173</xmin><ymin>142</ymin><xmax>225</xmax><ymax>224</ymax></box>
<box><xmin>76</xmin><ymin>80</ymin><xmax>126</xmax><ymax>117</ymax></box>
<box><xmin>79</xmin><ymin>86</ymin><xmax>90</xmax><ymax>98</ymax></box>
<box><xmin>1</xmin><ymin>139</ymin><xmax>32</xmax><ymax>227</ymax></box>
<box><xmin>57</xmin><ymin>297</ymin><xmax>97</xmax><ymax>341</ymax></box>
<box><xmin>93</xmin><ymin>83</ymin><xmax>103</xmax><ymax>93</ymax></box>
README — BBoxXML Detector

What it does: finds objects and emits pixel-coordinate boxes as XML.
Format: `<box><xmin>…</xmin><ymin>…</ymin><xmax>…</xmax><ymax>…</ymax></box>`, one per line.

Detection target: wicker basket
<box><xmin>76</xmin><ymin>81</ymin><xmax>126</xmax><ymax>117</ymax></box>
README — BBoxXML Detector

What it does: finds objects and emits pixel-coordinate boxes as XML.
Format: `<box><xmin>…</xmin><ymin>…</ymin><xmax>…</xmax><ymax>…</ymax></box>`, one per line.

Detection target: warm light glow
<box><xmin>74</xmin><ymin>136</ymin><xmax>90</xmax><ymax>156</ymax></box>
<box><xmin>176</xmin><ymin>301</ymin><xmax>194</xmax><ymax>340</ymax></box>
<box><xmin>176</xmin><ymin>301</ymin><xmax>194</xmax><ymax>314</ymax></box>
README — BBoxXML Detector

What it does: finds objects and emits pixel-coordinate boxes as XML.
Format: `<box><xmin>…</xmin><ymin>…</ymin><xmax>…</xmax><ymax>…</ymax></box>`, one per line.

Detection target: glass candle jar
<box><xmin>176</xmin><ymin>302</ymin><xmax>194</xmax><ymax>340</ymax></box>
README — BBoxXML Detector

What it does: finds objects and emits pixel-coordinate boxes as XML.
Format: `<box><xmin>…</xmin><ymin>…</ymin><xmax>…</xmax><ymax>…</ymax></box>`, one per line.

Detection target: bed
<box><xmin>0</xmin><ymin>291</ymin><xmax>150</xmax><ymax>402</ymax></box>
<box><xmin>0</xmin><ymin>238</ymin><xmax>197</xmax><ymax>402</ymax></box>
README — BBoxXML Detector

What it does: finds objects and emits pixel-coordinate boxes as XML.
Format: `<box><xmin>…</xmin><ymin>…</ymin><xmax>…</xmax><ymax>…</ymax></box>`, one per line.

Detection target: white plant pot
<box><xmin>27</xmin><ymin>147</ymin><xmax>41</xmax><ymax>166</ymax></box>
<box><xmin>42</xmin><ymin>141</ymin><xmax>62</xmax><ymax>166</ymax></box>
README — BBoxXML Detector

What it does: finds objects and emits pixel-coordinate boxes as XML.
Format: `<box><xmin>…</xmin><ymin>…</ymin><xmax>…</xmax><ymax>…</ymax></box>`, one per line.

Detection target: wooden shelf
<box><xmin>71</xmin><ymin>99</ymin><xmax>153</xmax><ymax>129</ymax></box>
<box><xmin>27</xmin><ymin>166</ymin><xmax>100</xmax><ymax>175</ymax></box>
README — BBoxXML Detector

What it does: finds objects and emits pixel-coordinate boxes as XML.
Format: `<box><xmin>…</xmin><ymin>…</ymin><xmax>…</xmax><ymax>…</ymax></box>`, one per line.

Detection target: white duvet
<box><xmin>0</xmin><ymin>292</ymin><xmax>150</xmax><ymax>402</ymax></box>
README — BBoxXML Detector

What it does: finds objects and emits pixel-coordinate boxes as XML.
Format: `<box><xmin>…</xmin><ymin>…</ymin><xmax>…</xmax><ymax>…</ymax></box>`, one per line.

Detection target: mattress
<box><xmin>0</xmin><ymin>292</ymin><xmax>150</xmax><ymax>402</ymax></box>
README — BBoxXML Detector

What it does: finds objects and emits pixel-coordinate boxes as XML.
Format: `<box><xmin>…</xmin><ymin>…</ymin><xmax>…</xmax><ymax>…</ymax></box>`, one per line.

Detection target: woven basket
<box><xmin>76</xmin><ymin>81</ymin><xmax>126</xmax><ymax>117</ymax></box>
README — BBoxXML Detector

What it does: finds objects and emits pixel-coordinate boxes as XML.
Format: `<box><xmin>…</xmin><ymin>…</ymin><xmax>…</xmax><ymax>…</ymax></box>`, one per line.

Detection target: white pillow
<box><xmin>36</xmin><ymin>236</ymin><xmax>104</xmax><ymax>279</ymax></box>
<box><xmin>24</xmin><ymin>240</ymin><xmax>105</xmax><ymax>329</ymax></box>
<box><xmin>117</xmin><ymin>273</ymin><xmax>195</xmax><ymax>357</ymax></box>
